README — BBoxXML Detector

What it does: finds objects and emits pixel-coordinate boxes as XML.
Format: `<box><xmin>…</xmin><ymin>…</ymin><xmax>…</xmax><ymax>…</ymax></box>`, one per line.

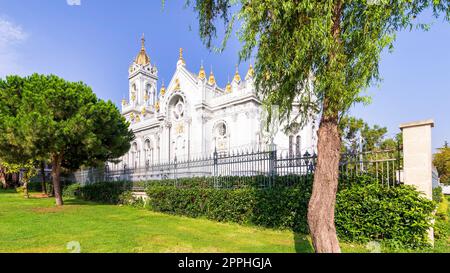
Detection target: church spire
<box><xmin>208</xmin><ymin>67</ymin><xmax>216</xmax><ymax>86</ymax></box>
<box><xmin>141</xmin><ymin>33</ymin><xmax>146</xmax><ymax>50</ymax></box>
<box><xmin>233</xmin><ymin>65</ymin><xmax>241</xmax><ymax>83</ymax></box>
<box><xmin>198</xmin><ymin>60</ymin><xmax>206</xmax><ymax>80</ymax></box>
<box><xmin>135</xmin><ymin>33</ymin><xmax>150</xmax><ymax>65</ymax></box>
<box><xmin>179</xmin><ymin>48</ymin><xmax>186</xmax><ymax>65</ymax></box>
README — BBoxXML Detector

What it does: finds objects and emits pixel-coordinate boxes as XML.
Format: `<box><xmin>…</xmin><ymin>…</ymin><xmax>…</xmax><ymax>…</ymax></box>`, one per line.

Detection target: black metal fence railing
<box><xmin>66</xmin><ymin>146</ymin><xmax>403</xmax><ymax>188</ymax></box>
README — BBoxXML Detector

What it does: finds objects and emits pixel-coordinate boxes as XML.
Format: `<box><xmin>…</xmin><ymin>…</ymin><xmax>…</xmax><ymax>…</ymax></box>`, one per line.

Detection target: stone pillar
<box><xmin>399</xmin><ymin>119</ymin><xmax>434</xmax><ymax>199</ymax></box>
<box><xmin>400</xmin><ymin>119</ymin><xmax>434</xmax><ymax>245</ymax></box>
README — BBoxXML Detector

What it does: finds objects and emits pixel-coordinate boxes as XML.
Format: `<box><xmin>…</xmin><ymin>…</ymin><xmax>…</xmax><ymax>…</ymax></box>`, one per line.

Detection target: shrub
<box><xmin>28</xmin><ymin>180</ymin><xmax>73</xmax><ymax>194</ymax></box>
<box><xmin>335</xmin><ymin>182</ymin><xmax>435</xmax><ymax>248</ymax></box>
<box><xmin>63</xmin><ymin>183</ymin><xmax>81</xmax><ymax>198</ymax></box>
<box><xmin>78</xmin><ymin>181</ymin><xmax>132</xmax><ymax>203</ymax></box>
<box><xmin>74</xmin><ymin>174</ymin><xmax>435</xmax><ymax>248</ymax></box>
<box><xmin>433</xmin><ymin>186</ymin><xmax>443</xmax><ymax>203</ymax></box>
<box><xmin>146</xmin><ymin>185</ymin><xmax>311</xmax><ymax>233</ymax></box>
<box><xmin>15</xmin><ymin>186</ymin><xmax>25</xmax><ymax>194</ymax></box>
<box><xmin>145</xmin><ymin>174</ymin><xmax>364</xmax><ymax>233</ymax></box>
<box><xmin>436</xmin><ymin>196</ymin><xmax>448</xmax><ymax>221</ymax></box>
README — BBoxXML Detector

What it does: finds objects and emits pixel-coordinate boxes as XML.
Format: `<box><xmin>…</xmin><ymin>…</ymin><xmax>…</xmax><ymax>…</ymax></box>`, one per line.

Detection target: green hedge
<box><xmin>335</xmin><ymin>183</ymin><xmax>435</xmax><ymax>248</ymax></box>
<box><xmin>74</xmin><ymin>174</ymin><xmax>435</xmax><ymax>248</ymax></box>
<box><xmin>28</xmin><ymin>180</ymin><xmax>73</xmax><ymax>194</ymax></box>
<box><xmin>147</xmin><ymin>183</ymin><xmax>312</xmax><ymax>233</ymax></box>
<box><xmin>144</xmin><ymin>174</ymin><xmax>364</xmax><ymax>234</ymax></box>
<box><xmin>77</xmin><ymin>181</ymin><xmax>132</xmax><ymax>203</ymax></box>
<box><xmin>145</xmin><ymin>175</ymin><xmax>435</xmax><ymax>248</ymax></box>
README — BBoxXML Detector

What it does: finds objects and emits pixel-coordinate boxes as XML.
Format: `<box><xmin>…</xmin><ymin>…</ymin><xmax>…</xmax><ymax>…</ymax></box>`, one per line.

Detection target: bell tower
<box><xmin>128</xmin><ymin>34</ymin><xmax>158</xmax><ymax>108</ymax></box>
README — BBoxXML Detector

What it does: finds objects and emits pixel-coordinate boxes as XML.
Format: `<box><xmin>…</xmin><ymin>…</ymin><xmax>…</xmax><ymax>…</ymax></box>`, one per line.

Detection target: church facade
<box><xmin>110</xmin><ymin>36</ymin><xmax>317</xmax><ymax>171</ymax></box>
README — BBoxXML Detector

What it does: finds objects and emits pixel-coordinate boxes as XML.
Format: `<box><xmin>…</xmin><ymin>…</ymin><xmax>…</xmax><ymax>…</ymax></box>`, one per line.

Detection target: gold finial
<box><xmin>160</xmin><ymin>81</ymin><xmax>166</xmax><ymax>96</ymax></box>
<box><xmin>121</xmin><ymin>99</ymin><xmax>127</xmax><ymax>106</ymax></box>
<box><xmin>131</xmin><ymin>92</ymin><xmax>136</xmax><ymax>101</ymax></box>
<box><xmin>208</xmin><ymin>68</ymin><xmax>216</xmax><ymax>85</ymax></box>
<box><xmin>141</xmin><ymin>107</ymin><xmax>146</xmax><ymax>115</ymax></box>
<box><xmin>130</xmin><ymin>112</ymin><xmax>135</xmax><ymax>121</ymax></box>
<box><xmin>174</xmin><ymin>78</ymin><xmax>181</xmax><ymax>91</ymax></box>
<box><xmin>225</xmin><ymin>81</ymin><xmax>232</xmax><ymax>93</ymax></box>
<box><xmin>198</xmin><ymin>61</ymin><xmax>206</xmax><ymax>80</ymax></box>
<box><xmin>246</xmin><ymin>64</ymin><xmax>255</xmax><ymax>79</ymax></box>
<box><xmin>144</xmin><ymin>93</ymin><xmax>149</xmax><ymax>101</ymax></box>
<box><xmin>135</xmin><ymin>33</ymin><xmax>150</xmax><ymax>65</ymax></box>
<box><xmin>179</xmin><ymin>48</ymin><xmax>185</xmax><ymax>64</ymax></box>
<box><xmin>233</xmin><ymin>65</ymin><xmax>241</xmax><ymax>82</ymax></box>
<box><xmin>155</xmin><ymin>101</ymin><xmax>160</xmax><ymax>112</ymax></box>
<box><xmin>136</xmin><ymin>115</ymin><xmax>141</xmax><ymax>122</ymax></box>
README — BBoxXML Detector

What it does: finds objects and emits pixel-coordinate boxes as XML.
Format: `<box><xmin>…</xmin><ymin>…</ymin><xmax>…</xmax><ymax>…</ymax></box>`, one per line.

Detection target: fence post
<box><xmin>174</xmin><ymin>156</ymin><xmax>178</xmax><ymax>181</ymax></box>
<box><xmin>399</xmin><ymin>119</ymin><xmax>434</xmax><ymax>244</ymax></box>
<box><xmin>213</xmin><ymin>147</ymin><xmax>218</xmax><ymax>188</ymax></box>
<box><xmin>269</xmin><ymin>143</ymin><xmax>277</xmax><ymax>187</ymax></box>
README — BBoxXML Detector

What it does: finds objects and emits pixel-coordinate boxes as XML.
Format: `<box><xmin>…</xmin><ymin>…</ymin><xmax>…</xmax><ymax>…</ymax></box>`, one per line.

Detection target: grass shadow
<box><xmin>63</xmin><ymin>198</ymin><xmax>111</xmax><ymax>206</ymax></box>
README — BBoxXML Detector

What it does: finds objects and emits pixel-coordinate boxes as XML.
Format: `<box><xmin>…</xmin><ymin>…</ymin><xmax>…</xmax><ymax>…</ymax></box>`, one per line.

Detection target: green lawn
<box><xmin>0</xmin><ymin>190</ymin><xmax>449</xmax><ymax>253</ymax></box>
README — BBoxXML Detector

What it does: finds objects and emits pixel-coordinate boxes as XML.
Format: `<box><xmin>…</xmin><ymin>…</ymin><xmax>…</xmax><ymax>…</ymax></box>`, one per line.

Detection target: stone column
<box><xmin>400</xmin><ymin>119</ymin><xmax>434</xmax><ymax>244</ymax></box>
<box><xmin>399</xmin><ymin>119</ymin><xmax>434</xmax><ymax>199</ymax></box>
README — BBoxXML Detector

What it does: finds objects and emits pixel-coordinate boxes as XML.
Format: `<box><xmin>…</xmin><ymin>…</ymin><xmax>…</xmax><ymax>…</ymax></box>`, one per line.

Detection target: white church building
<box><xmin>110</xmin><ymin>35</ymin><xmax>317</xmax><ymax>171</ymax></box>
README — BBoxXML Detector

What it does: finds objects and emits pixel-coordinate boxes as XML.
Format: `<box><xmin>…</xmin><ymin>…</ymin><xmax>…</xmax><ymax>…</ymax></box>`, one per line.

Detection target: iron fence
<box><xmin>67</xmin><ymin>146</ymin><xmax>403</xmax><ymax>188</ymax></box>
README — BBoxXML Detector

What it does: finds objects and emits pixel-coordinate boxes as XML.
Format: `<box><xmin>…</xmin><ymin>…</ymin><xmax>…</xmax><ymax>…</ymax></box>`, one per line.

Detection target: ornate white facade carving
<box><xmin>111</xmin><ymin>36</ymin><xmax>318</xmax><ymax>170</ymax></box>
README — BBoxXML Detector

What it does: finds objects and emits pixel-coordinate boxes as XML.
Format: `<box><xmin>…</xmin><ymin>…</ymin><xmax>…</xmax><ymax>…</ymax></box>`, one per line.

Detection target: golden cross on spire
<box><xmin>179</xmin><ymin>48</ymin><xmax>185</xmax><ymax>64</ymax></box>
<box><xmin>141</xmin><ymin>33</ymin><xmax>146</xmax><ymax>49</ymax></box>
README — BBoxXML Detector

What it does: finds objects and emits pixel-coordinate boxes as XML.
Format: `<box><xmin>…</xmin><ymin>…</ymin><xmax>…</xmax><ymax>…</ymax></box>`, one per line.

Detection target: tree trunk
<box><xmin>51</xmin><ymin>153</ymin><xmax>63</xmax><ymax>206</ymax></box>
<box><xmin>307</xmin><ymin>113</ymin><xmax>341</xmax><ymax>253</ymax></box>
<box><xmin>23</xmin><ymin>181</ymin><xmax>29</xmax><ymax>199</ymax></box>
<box><xmin>40</xmin><ymin>161</ymin><xmax>47</xmax><ymax>195</ymax></box>
<box><xmin>0</xmin><ymin>169</ymin><xmax>6</xmax><ymax>189</ymax></box>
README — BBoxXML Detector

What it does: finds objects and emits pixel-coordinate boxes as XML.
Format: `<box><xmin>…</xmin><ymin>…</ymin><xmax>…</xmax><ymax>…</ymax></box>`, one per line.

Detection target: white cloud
<box><xmin>67</xmin><ymin>0</ymin><xmax>81</xmax><ymax>6</ymax></box>
<box><xmin>0</xmin><ymin>16</ymin><xmax>28</xmax><ymax>77</ymax></box>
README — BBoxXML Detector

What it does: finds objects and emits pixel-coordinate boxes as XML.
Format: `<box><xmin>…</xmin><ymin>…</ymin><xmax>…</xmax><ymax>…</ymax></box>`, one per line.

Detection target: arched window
<box><xmin>131</xmin><ymin>142</ymin><xmax>138</xmax><ymax>169</ymax></box>
<box><xmin>215</xmin><ymin>122</ymin><xmax>227</xmax><ymax>137</ymax></box>
<box><xmin>296</xmin><ymin>136</ymin><xmax>301</xmax><ymax>156</ymax></box>
<box><xmin>144</xmin><ymin>139</ymin><xmax>153</xmax><ymax>167</ymax></box>
<box><xmin>131</xmin><ymin>83</ymin><xmax>137</xmax><ymax>101</ymax></box>
<box><xmin>214</xmin><ymin>121</ymin><xmax>229</xmax><ymax>154</ymax></box>
<box><xmin>145</xmin><ymin>84</ymin><xmax>152</xmax><ymax>102</ymax></box>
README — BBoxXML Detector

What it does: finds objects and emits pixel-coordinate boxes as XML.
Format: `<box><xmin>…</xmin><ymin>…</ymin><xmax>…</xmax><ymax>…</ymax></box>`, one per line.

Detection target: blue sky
<box><xmin>0</xmin><ymin>0</ymin><xmax>448</xmax><ymax>150</ymax></box>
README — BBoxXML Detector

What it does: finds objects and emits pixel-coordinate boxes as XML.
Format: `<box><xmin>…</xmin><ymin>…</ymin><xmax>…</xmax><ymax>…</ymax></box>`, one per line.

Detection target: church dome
<box><xmin>135</xmin><ymin>34</ymin><xmax>150</xmax><ymax>65</ymax></box>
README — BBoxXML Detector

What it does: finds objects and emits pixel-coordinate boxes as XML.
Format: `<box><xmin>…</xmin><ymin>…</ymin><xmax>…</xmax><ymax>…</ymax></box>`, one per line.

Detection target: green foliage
<box><xmin>143</xmin><ymin>175</ymin><xmax>433</xmax><ymax>247</ymax></box>
<box><xmin>436</xmin><ymin>194</ymin><xmax>448</xmax><ymax>221</ymax></box>
<box><xmin>433</xmin><ymin>186</ymin><xmax>443</xmax><ymax>203</ymax></box>
<box><xmin>335</xmin><ymin>182</ymin><xmax>435</xmax><ymax>248</ymax></box>
<box><xmin>28</xmin><ymin>180</ymin><xmax>73</xmax><ymax>194</ymax></box>
<box><xmin>78</xmin><ymin>181</ymin><xmax>132</xmax><ymax>204</ymax></box>
<box><xmin>73</xmin><ymin>174</ymin><xmax>435</xmax><ymax>248</ymax></box>
<box><xmin>433</xmin><ymin>146</ymin><xmax>450</xmax><ymax>185</ymax></box>
<box><xmin>15</xmin><ymin>186</ymin><xmax>25</xmax><ymax>194</ymax></box>
<box><xmin>0</xmin><ymin>74</ymin><xmax>134</xmax><ymax>204</ymax></box>
<box><xmin>186</xmin><ymin>0</ymin><xmax>450</xmax><ymax>127</ymax></box>
<box><xmin>147</xmin><ymin>174</ymin><xmax>314</xmax><ymax>189</ymax></box>
<box><xmin>147</xmin><ymin>182</ymin><xmax>312</xmax><ymax>233</ymax></box>
<box><xmin>339</xmin><ymin>116</ymin><xmax>402</xmax><ymax>153</ymax></box>
<box><xmin>63</xmin><ymin>183</ymin><xmax>81</xmax><ymax>198</ymax></box>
